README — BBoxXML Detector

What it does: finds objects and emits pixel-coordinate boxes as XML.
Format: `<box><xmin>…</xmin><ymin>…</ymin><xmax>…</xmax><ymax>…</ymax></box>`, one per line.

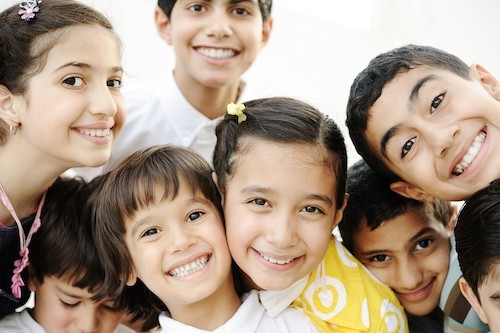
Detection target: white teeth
<box><xmin>453</xmin><ymin>131</ymin><xmax>486</xmax><ymax>176</ymax></box>
<box><xmin>168</xmin><ymin>255</ymin><xmax>209</xmax><ymax>278</ymax></box>
<box><xmin>197</xmin><ymin>47</ymin><xmax>235</xmax><ymax>59</ymax></box>
<box><xmin>260</xmin><ymin>253</ymin><xmax>294</xmax><ymax>265</ymax></box>
<box><xmin>79</xmin><ymin>128</ymin><xmax>111</xmax><ymax>137</ymax></box>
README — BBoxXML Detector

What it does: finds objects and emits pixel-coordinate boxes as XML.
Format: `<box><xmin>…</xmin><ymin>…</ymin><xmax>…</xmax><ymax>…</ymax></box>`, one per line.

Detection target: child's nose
<box><xmin>87</xmin><ymin>84</ymin><xmax>119</xmax><ymax>118</ymax></box>
<box><xmin>168</xmin><ymin>224</ymin><xmax>197</xmax><ymax>253</ymax></box>
<box><xmin>423</xmin><ymin>122</ymin><xmax>460</xmax><ymax>158</ymax></box>
<box><xmin>265</xmin><ymin>213</ymin><xmax>299</xmax><ymax>249</ymax></box>
<box><xmin>77</xmin><ymin>307</ymin><xmax>98</xmax><ymax>332</ymax></box>
<box><xmin>205</xmin><ymin>8</ymin><xmax>232</xmax><ymax>39</ymax></box>
<box><xmin>395</xmin><ymin>261</ymin><xmax>424</xmax><ymax>291</ymax></box>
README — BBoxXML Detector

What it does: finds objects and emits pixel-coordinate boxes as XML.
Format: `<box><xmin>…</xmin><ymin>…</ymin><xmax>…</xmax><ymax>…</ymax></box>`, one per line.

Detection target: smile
<box><xmin>397</xmin><ymin>279</ymin><xmax>435</xmax><ymax>303</ymax></box>
<box><xmin>259</xmin><ymin>252</ymin><xmax>296</xmax><ymax>265</ymax></box>
<box><xmin>78</xmin><ymin>128</ymin><xmax>111</xmax><ymax>137</ymax></box>
<box><xmin>168</xmin><ymin>255</ymin><xmax>210</xmax><ymax>278</ymax></box>
<box><xmin>452</xmin><ymin>130</ymin><xmax>486</xmax><ymax>176</ymax></box>
<box><xmin>196</xmin><ymin>47</ymin><xmax>236</xmax><ymax>59</ymax></box>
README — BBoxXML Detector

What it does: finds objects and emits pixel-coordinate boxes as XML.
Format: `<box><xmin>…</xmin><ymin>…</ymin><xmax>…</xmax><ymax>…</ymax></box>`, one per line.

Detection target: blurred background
<box><xmin>3</xmin><ymin>0</ymin><xmax>500</xmax><ymax>164</ymax></box>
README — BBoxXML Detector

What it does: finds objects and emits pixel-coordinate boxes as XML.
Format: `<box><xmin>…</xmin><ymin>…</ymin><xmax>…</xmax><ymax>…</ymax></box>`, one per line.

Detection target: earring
<box><xmin>9</xmin><ymin>121</ymin><xmax>18</xmax><ymax>135</ymax></box>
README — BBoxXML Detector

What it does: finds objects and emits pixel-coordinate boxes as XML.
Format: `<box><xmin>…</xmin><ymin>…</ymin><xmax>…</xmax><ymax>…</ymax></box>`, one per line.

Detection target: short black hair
<box><xmin>455</xmin><ymin>179</ymin><xmax>500</xmax><ymax>298</ymax></box>
<box><xmin>158</xmin><ymin>0</ymin><xmax>272</xmax><ymax>20</ymax></box>
<box><xmin>339</xmin><ymin>160</ymin><xmax>453</xmax><ymax>253</ymax></box>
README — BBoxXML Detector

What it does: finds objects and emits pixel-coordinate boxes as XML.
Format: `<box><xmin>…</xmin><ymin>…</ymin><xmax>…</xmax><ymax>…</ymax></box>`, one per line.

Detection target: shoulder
<box><xmin>0</xmin><ymin>310</ymin><xmax>44</xmax><ymax>332</ymax></box>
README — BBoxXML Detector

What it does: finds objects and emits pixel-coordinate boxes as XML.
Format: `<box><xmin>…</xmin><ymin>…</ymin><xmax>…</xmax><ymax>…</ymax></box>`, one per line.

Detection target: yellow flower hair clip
<box><xmin>227</xmin><ymin>102</ymin><xmax>247</xmax><ymax>124</ymax></box>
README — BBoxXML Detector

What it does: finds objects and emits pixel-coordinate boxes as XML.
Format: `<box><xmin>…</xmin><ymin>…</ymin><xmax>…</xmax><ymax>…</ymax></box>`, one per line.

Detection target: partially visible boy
<box><xmin>75</xmin><ymin>0</ymin><xmax>273</xmax><ymax>180</ymax></box>
<box><xmin>346</xmin><ymin>44</ymin><xmax>500</xmax><ymax>202</ymax></box>
<box><xmin>456</xmin><ymin>179</ymin><xmax>500</xmax><ymax>333</ymax></box>
<box><xmin>339</xmin><ymin>160</ymin><xmax>489</xmax><ymax>332</ymax></box>
<box><xmin>0</xmin><ymin>178</ymin><xmax>134</xmax><ymax>333</ymax></box>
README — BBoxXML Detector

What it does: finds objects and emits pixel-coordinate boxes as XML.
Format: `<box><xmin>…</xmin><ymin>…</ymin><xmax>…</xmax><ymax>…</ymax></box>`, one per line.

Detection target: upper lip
<box><xmin>254</xmin><ymin>248</ymin><xmax>302</xmax><ymax>261</ymax></box>
<box><xmin>166</xmin><ymin>252</ymin><xmax>211</xmax><ymax>274</ymax></box>
<box><xmin>448</xmin><ymin>127</ymin><xmax>486</xmax><ymax>178</ymax></box>
<box><xmin>73</xmin><ymin>121</ymin><xmax>115</xmax><ymax>130</ymax></box>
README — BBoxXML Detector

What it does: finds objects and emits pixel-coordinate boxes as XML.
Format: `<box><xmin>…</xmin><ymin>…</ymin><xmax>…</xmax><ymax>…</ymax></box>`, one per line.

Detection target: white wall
<box><xmin>3</xmin><ymin>0</ymin><xmax>500</xmax><ymax>164</ymax></box>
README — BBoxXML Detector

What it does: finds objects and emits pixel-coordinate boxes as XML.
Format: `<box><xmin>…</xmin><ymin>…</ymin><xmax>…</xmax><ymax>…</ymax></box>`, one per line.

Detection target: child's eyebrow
<box><xmin>55</xmin><ymin>285</ymin><xmax>84</xmax><ymax>299</ymax></box>
<box><xmin>359</xmin><ymin>227</ymin><xmax>435</xmax><ymax>256</ymax></box>
<box><xmin>53</xmin><ymin>62</ymin><xmax>123</xmax><ymax>74</ymax></box>
<box><xmin>230</xmin><ymin>0</ymin><xmax>258</xmax><ymax>5</ymax></box>
<box><xmin>131</xmin><ymin>216</ymin><xmax>152</xmax><ymax>236</ymax></box>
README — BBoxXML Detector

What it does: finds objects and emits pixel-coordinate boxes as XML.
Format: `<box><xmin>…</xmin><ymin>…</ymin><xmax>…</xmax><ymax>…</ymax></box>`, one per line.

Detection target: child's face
<box><xmin>222</xmin><ymin>139</ymin><xmax>345</xmax><ymax>291</ymax></box>
<box><xmin>28</xmin><ymin>275</ymin><xmax>124</xmax><ymax>333</ymax></box>
<box><xmin>156</xmin><ymin>0</ymin><xmax>272</xmax><ymax>88</ymax></box>
<box><xmin>124</xmin><ymin>178</ymin><xmax>233</xmax><ymax>313</ymax></box>
<box><xmin>352</xmin><ymin>207</ymin><xmax>451</xmax><ymax>316</ymax></box>
<box><xmin>460</xmin><ymin>266</ymin><xmax>500</xmax><ymax>333</ymax></box>
<box><xmin>364</xmin><ymin>65</ymin><xmax>500</xmax><ymax>201</ymax></box>
<box><xmin>10</xmin><ymin>24</ymin><xmax>125</xmax><ymax>169</ymax></box>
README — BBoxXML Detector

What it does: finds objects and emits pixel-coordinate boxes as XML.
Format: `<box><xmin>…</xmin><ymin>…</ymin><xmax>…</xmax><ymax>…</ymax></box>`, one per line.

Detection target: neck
<box><xmin>167</xmin><ymin>276</ymin><xmax>241</xmax><ymax>330</ymax></box>
<box><xmin>173</xmin><ymin>70</ymin><xmax>241</xmax><ymax>120</ymax></box>
<box><xmin>0</xmin><ymin>145</ymin><xmax>62</xmax><ymax>225</ymax></box>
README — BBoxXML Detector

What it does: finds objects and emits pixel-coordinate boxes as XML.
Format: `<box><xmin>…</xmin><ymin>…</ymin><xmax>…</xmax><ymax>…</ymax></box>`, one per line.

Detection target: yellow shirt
<box><xmin>292</xmin><ymin>238</ymin><xmax>408</xmax><ymax>333</ymax></box>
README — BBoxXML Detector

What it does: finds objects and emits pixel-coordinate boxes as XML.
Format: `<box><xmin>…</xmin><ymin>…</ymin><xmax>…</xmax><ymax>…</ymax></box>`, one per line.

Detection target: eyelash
<box><xmin>400</xmin><ymin>137</ymin><xmax>416</xmax><ymax>158</ymax></box>
<box><xmin>430</xmin><ymin>93</ymin><xmax>445</xmax><ymax>113</ymax></box>
<box><xmin>187</xmin><ymin>211</ymin><xmax>204</xmax><ymax>222</ymax></box>
<box><xmin>60</xmin><ymin>300</ymin><xmax>79</xmax><ymax>309</ymax></box>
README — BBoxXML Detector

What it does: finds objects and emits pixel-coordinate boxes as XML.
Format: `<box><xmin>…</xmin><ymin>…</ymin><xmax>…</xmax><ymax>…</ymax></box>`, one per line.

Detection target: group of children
<box><xmin>0</xmin><ymin>0</ymin><xmax>499</xmax><ymax>332</ymax></box>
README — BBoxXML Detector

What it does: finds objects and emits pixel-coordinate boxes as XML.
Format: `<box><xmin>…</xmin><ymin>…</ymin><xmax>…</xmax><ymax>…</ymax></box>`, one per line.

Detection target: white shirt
<box><xmin>73</xmin><ymin>73</ymin><xmax>255</xmax><ymax>181</ymax></box>
<box><xmin>157</xmin><ymin>290</ymin><xmax>319</xmax><ymax>333</ymax></box>
<box><xmin>0</xmin><ymin>310</ymin><xmax>134</xmax><ymax>333</ymax></box>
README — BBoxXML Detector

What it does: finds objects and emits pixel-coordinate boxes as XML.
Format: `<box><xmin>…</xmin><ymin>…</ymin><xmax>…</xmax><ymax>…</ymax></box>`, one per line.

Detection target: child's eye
<box><xmin>430</xmin><ymin>93</ymin><xmax>445</xmax><ymax>113</ymax></box>
<box><xmin>141</xmin><ymin>228</ymin><xmax>160</xmax><ymax>238</ymax></box>
<box><xmin>300</xmin><ymin>206</ymin><xmax>324</xmax><ymax>214</ymax></box>
<box><xmin>188</xmin><ymin>4</ymin><xmax>205</xmax><ymax>12</ymax></box>
<box><xmin>232</xmin><ymin>7</ymin><xmax>250</xmax><ymax>16</ymax></box>
<box><xmin>415</xmin><ymin>238</ymin><xmax>432</xmax><ymax>250</ymax></box>
<box><xmin>251</xmin><ymin>198</ymin><xmax>268</xmax><ymax>206</ymax></box>
<box><xmin>370</xmin><ymin>254</ymin><xmax>390</xmax><ymax>262</ymax></box>
<box><xmin>101</xmin><ymin>301</ymin><xmax>121</xmax><ymax>313</ymax></box>
<box><xmin>63</xmin><ymin>76</ymin><xmax>85</xmax><ymax>87</ymax></box>
<box><xmin>60</xmin><ymin>300</ymin><xmax>79</xmax><ymax>309</ymax></box>
<box><xmin>187</xmin><ymin>211</ymin><xmax>204</xmax><ymax>222</ymax></box>
<box><xmin>401</xmin><ymin>137</ymin><xmax>416</xmax><ymax>158</ymax></box>
<box><xmin>107</xmin><ymin>79</ymin><xmax>122</xmax><ymax>89</ymax></box>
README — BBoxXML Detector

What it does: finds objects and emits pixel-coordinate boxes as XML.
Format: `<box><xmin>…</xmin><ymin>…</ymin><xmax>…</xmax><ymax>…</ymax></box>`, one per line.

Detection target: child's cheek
<box><xmin>53</xmin><ymin>312</ymin><xmax>74</xmax><ymax>329</ymax></box>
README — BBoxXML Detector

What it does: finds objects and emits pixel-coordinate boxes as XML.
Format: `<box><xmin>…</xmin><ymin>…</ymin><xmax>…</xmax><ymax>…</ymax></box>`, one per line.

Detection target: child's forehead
<box><xmin>358</xmin><ymin>207</ymin><xmax>449</xmax><ymax>243</ymax></box>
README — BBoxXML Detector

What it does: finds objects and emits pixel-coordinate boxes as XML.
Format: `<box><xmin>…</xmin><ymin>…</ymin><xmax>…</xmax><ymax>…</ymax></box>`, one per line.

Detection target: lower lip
<box><xmin>253</xmin><ymin>249</ymin><xmax>301</xmax><ymax>272</ymax></box>
<box><xmin>397</xmin><ymin>279</ymin><xmax>435</xmax><ymax>303</ymax></box>
<box><xmin>74</xmin><ymin>129</ymin><xmax>113</xmax><ymax>145</ymax></box>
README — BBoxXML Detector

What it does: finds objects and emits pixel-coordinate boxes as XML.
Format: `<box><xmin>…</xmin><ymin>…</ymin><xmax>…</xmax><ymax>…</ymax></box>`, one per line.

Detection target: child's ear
<box><xmin>470</xmin><ymin>64</ymin><xmax>500</xmax><ymax>101</ymax></box>
<box><xmin>261</xmin><ymin>18</ymin><xmax>273</xmax><ymax>48</ymax></box>
<box><xmin>332</xmin><ymin>194</ymin><xmax>348</xmax><ymax>231</ymax></box>
<box><xmin>126</xmin><ymin>270</ymin><xmax>138</xmax><ymax>287</ymax></box>
<box><xmin>154</xmin><ymin>5</ymin><xmax>173</xmax><ymax>45</ymax></box>
<box><xmin>389</xmin><ymin>181</ymin><xmax>435</xmax><ymax>202</ymax></box>
<box><xmin>448</xmin><ymin>205</ymin><xmax>459</xmax><ymax>233</ymax></box>
<box><xmin>27</xmin><ymin>277</ymin><xmax>38</xmax><ymax>293</ymax></box>
<box><xmin>0</xmin><ymin>85</ymin><xmax>20</xmax><ymax>126</ymax></box>
<box><xmin>459</xmin><ymin>277</ymin><xmax>488</xmax><ymax>324</ymax></box>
